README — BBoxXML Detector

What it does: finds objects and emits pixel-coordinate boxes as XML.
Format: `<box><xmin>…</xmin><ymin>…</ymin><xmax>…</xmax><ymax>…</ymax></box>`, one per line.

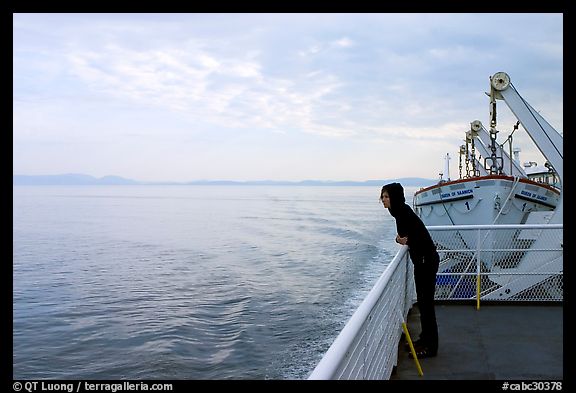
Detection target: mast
<box><xmin>444</xmin><ymin>153</ymin><xmax>451</xmax><ymax>181</ymax></box>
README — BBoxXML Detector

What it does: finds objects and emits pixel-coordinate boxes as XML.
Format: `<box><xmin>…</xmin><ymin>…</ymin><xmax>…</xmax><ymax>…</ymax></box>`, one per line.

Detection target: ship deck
<box><xmin>390</xmin><ymin>302</ymin><xmax>563</xmax><ymax>380</ymax></box>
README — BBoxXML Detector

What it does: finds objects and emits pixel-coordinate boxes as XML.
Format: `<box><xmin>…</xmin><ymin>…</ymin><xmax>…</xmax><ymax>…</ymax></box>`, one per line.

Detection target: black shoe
<box><xmin>404</xmin><ymin>339</ymin><xmax>424</xmax><ymax>352</ymax></box>
<box><xmin>408</xmin><ymin>346</ymin><xmax>437</xmax><ymax>359</ymax></box>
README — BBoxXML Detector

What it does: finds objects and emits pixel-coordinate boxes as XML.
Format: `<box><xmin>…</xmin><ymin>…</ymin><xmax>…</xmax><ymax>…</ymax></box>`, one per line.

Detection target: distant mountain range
<box><xmin>13</xmin><ymin>174</ymin><xmax>140</xmax><ymax>185</ymax></box>
<box><xmin>13</xmin><ymin>174</ymin><xmax>437</xmax><ymax>187</ymax></box>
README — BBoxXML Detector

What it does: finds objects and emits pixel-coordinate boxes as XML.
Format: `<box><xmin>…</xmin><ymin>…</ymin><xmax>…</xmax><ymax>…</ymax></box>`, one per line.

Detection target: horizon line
<box><xmin>13</xmin><ymin>173</ymin><xmax>438</xmax><ymax>186</ymax></box>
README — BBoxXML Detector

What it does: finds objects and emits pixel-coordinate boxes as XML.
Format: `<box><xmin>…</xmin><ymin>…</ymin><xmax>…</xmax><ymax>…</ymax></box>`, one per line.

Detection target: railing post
<box><xmin>476</xmin><ymin>228</ymin><xmax>481</xmax><ymax>310</ymax></box>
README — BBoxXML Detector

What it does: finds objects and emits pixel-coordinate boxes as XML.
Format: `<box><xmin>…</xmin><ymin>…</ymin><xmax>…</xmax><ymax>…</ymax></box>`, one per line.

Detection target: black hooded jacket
<box><xmin>383</xmin><ymin>182</ymin><xmax>437</xmax><ymax>263</ymax></box>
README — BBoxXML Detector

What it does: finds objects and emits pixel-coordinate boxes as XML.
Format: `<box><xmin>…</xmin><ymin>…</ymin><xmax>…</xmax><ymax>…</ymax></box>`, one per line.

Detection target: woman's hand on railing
<box><xmin>396</xmin><ymin>234</ymin><xmax>408</xmax><ymax>245</ymax></box>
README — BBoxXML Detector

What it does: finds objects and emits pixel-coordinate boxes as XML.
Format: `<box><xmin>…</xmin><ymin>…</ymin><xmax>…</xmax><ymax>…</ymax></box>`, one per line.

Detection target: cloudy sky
<box><xmin>13</xmin><ymin>13</ymin><xmax>563</xmax><ymax>182</ymax></box>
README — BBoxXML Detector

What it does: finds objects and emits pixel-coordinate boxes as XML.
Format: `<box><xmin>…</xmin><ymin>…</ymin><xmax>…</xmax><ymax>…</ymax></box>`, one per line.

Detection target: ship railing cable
<box><xmin>492</xmin><ymin>176</ymin><xmax>521</xmax><ymax>224</ymax></box>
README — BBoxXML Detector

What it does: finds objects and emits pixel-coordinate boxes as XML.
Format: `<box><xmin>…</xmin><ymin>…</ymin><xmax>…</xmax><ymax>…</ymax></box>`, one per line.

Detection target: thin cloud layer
<box><xmin>13</xmin><ymin>13</ymin><xmax>563</xmax><ymax>182</ymax></box>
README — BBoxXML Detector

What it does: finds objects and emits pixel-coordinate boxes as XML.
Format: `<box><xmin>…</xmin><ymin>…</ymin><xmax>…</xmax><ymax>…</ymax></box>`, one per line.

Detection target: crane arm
<box><xmin>490</xmin><ymin>72</ymin><xmax>563</xmax><ymax>185</ymax></box>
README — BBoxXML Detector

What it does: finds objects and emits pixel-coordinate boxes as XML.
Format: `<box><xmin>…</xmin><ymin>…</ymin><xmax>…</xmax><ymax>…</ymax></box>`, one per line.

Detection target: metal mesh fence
<box><xmin>429</xmin><ymin>224</ymin><xmax>563</xmax><ymax>301</ymax></box>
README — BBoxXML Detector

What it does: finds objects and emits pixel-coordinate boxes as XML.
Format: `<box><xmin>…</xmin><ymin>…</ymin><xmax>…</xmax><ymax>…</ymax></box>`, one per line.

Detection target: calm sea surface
<box><xmin>13</xmin><ymin>185</ymin><xmax>418</xmax><ymax>380</ymax></box>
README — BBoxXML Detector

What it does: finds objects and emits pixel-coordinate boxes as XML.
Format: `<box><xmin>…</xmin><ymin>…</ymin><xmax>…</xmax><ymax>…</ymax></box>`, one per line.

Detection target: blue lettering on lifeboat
<box><xmin>439</xmin><ymin>189</ymin><xmax>473</xmax><ymax>200</ymax></box>
<box><xmin>520</xmin><ymin>189</ymin><xmax>548</xmax><ymax>201</ymax></box>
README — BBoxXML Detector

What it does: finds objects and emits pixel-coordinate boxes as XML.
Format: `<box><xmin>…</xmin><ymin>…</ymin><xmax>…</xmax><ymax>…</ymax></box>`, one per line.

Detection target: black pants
<box><xmin>413</xmin><ymin>251</ymin><xmax>439</xmax><ymax>352</ymax></box>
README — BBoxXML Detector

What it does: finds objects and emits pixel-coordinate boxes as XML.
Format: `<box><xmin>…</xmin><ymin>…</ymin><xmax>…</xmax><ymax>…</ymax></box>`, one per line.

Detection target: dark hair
<box><xmin>381</xmin><ymin>182</ymin><xmax>406</xmax><ymax>208</ymax></box>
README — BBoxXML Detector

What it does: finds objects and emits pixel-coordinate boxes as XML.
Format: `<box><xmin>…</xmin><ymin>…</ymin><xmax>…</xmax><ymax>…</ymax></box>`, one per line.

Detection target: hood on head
<box><xmin>381</xmin><ymin>182</ymin><xmax>406</xmax><ymax>209</ymax></box>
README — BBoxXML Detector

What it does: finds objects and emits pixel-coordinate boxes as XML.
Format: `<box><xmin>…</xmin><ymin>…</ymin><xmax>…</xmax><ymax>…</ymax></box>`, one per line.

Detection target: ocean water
<box><xmin>13</xmin><ymin>185</ymin><xmax>417</xmax><ymax>380</ymax></box>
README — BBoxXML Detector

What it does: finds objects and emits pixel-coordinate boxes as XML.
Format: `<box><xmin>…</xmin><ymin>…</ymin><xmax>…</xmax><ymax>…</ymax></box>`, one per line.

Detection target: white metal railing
<box><xmin>308</xmin><ymin>224</ymin><xmax>562</xmax><ymax>380</ymax></box>
<box><xmin>429</xmin><ymin>224</ymin><xmax>563</xmax><ymax>302</ymax></box>
<box><xmin>308</xmin><ymin>246</ymin><xmax>416</xmax><ymax>380</ymax></box>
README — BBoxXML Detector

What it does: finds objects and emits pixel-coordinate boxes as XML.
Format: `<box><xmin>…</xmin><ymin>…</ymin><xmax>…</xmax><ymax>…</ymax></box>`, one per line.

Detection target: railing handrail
<box><xmin>426</xmin><ymin>224</ymin><xmax>562</xmax><ymax>230</ymax></box>
<box><xmin>308</xmin><ymin>246</ymin><xmax>409</xmax><ymax>380</ymax></box>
